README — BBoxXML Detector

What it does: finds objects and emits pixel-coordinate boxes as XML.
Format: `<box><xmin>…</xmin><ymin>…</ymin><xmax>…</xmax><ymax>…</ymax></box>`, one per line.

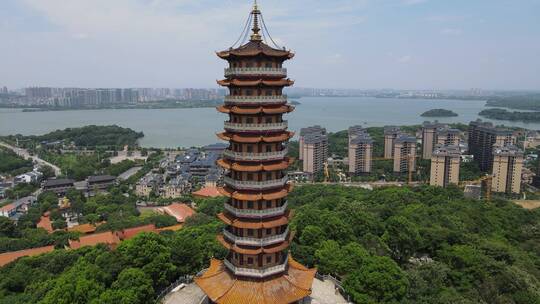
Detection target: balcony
<box><xmin>224</xmin><ymin>121</ymin><xmax>288</xmax><ymax>132</ymax></box>
<box><xmin>224</xmin><ymin>95</ymin><xmax>287</xmax><ymax>105</ymax></box>
<box><xmin>224</xmin><ymin>201</ymin><xmax>288</xmax><ymax>219</ymax></box>
<box><xmin>223</xmin><ymin>227</ymin><xmax>289</xmax><ymax>247</ymax></box>
<box><xmin>222</xmin><ymin>149</ymin><xmax>288</xmax><ymax>161</ymax></box>
<box><xmin>224</xmin><ymin>258</ymin><xmax>287</xmax><ymax>278</ymax></box>
<box><xmin>224</xmin><ymin>176</ymin><xmax>288</xmax><ymax>190</ymax></box>
<box><xmin>224</xmin><ymin>67</ymin><xmax>287</xmax><ymax>77</ymax></box>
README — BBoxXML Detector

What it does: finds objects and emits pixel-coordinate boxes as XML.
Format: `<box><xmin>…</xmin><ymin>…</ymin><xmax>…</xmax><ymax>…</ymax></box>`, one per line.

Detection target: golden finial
<box><xmin>250</xmin><ymin>0</ymin><xmax>262</xmax><ymax>42</ymax></box>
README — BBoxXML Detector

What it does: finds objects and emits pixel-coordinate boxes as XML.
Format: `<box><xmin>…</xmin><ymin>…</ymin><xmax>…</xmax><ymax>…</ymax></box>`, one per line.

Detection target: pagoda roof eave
<box><xmin>217</xmin><ymin>79</ymin><xmax>294</xmax><ymax>87</ymax></box>
<box><xmin>217</xmin><ymin>210</ymin><xmax>293</xmax><ymax>229</ymax></box>
<box><xmin>216</xmin><ymin>131</ymin><xmax>294</xmax><ymax>143</ymax></box>
<box><xmin>217</xmin><ymin>184</ymin><xmax>292</xmax><ymax>201</ymax></box>
<box><xmin>216</xmin><ymin>41</ymin><xmax>294</xmax><ymax>60</ymax></box>
<box><xmin>194</xmin><ymin>255</ymin><xmax>316</xmax><ymax>304</ymax></box>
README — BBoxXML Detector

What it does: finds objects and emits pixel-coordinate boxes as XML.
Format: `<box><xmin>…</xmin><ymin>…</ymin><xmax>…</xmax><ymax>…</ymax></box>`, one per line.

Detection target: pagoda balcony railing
<box><xmin>224</xmin><ymin>67</ymin><xmax>287</xmax><ymax>77</ymax></box>
<box><xmin>222</xmin><ymin>149</ymin><xmax>288</xmax><ymax>161</ymax></box>
<box><xmin>224</xmin><ymin>201</ymin><xmax>288</xmax><ymax>219</ymax></box>
<box><xmin>224</xmin><ymin>95</ymin><xmax>287</xmax><ymax>105</ymax></box>
<box><xmin>224</xmin><ymin>258</ymin><xmax>288</xmax><ymax>278</ymax></box>
<box><xmin>223</xmin><ymin>176</ymin><xmax>288</xmax><ymax>190</ymax></box>
<box><xmin>224</xmin><ymin>121</ymin><xmax>288</xmax><ymax>132</ymax></box>
<box><xmin>223</xmin><ymin>227</ymin><xmax>289</xmax><ymax>247</ymax></box>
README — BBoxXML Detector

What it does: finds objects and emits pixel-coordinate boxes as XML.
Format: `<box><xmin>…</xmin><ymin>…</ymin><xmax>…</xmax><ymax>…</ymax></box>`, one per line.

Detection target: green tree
<box><xmin>382</xmin><ymin>216</ymin><xmax>421</xmax><ymax>264</ymax></box>
<box><xmin>343</xmin><ymin>255</ymin><xmax>408</xmax><ymax>304</ymax></box>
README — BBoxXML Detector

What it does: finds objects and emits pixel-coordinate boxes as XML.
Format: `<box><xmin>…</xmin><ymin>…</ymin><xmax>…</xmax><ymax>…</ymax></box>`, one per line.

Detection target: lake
<box><xmin>1</xmin><ymin>97</ymin><xmax>538</xmax><ymax>148</ymax></box>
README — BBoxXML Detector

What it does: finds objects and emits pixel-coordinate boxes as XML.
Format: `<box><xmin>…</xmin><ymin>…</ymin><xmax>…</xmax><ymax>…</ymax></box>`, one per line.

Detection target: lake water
<box><xmin>1</xmin><ymin>97</ymin><xmax>538</xmax><ymax>148</ymax></box>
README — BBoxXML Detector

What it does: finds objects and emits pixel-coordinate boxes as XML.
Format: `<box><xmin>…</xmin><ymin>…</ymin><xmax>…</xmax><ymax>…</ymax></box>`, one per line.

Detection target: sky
<box><xmin>1</xmin><ymin>0</ymin><xmax>539</xmax><ymax>90</ymax></box>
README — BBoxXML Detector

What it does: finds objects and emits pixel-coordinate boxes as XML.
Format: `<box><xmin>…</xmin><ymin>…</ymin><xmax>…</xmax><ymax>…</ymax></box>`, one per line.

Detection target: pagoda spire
<box><xmin>250</xmin><ymin>0</ymin><xmax>262</xmax><ymax>42</ymax></box>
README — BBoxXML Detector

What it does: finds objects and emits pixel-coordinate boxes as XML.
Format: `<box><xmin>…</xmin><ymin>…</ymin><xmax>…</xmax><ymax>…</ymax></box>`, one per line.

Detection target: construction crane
<box><xmin>323</xmin><ymin>161</ymin><xmax>330</xmax><ymax>183</ymax></box>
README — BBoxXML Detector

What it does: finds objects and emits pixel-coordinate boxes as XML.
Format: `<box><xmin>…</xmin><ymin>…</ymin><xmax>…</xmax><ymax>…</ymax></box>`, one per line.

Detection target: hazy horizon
<box><xmin>1</xmin><ymin>0</ymin><xmax>539</xmax><ymax>90</ymax></box>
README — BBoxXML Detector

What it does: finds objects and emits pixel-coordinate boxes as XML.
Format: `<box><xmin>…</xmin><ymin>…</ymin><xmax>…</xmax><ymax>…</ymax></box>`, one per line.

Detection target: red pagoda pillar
<box><xmin>195</xmin><ymin>2</ymin><xmax>316</xmax><ymax>304</ymax></box>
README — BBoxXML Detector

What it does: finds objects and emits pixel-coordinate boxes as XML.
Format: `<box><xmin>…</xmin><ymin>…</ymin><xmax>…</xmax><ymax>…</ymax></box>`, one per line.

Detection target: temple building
<box><xmin>195</xmin><ymin>3</ymin><xmax>316</xmax><ymax>303</ymax></box>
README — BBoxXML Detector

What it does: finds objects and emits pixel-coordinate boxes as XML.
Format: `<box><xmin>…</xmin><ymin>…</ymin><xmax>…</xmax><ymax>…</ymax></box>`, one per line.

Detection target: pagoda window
<box><xmin>265</xmin><ymin>90</ymin><xmax>273</xmax><ymax>96</ymax></box>
<box><xmin>246</xmin><ymin>62</ymin><xmax>253</xmax><ymax>68</ymax></box>
<box><xmin>265</xmin><ymin>117</ymin><xmax>272</xmax><ymax>123</ymax></box>
<box><xmin>247</xmin><ymin>257</ymin><xmax>254</xmax><ymax>265</ymax></box>
<box><xmin>247</xmin><ymin>146</ymin><xmax>253</xmax><ymax>153</ymax></box>
<box><xmin>246</xmin><ymin>117</ymin><xmax>254</xmax><ymax>124</ymax></box>
<box><xmin>247</xmin><ymin>173</ymin><xmax>254</xmax><ymax>180</ymax></box>
<box><xmin>266</xmin><ymin>256</ymin><xmax>272</xmax><ymax>264</ymax></box>
<box><xmin>265</xmin><ymin>62</ymin><xmax>272</xmax><ymax>68</ymax></box>
<box><xmin>266</xmin><ymin>172</ymin><xmax>272</xmax><ymax>180</ymax></box>
<box><xmin>266</xmin><ymin>200</ymin><xmax>272</xmax><ymax>208</ymax></box>
<box><xmin>247</xmin><ymin>201</ymin><xmax>254</xmax><ymax>208</ymax></box>
<box><xmin>247</xmin><ymin>229</ymin><xmax>254</xmax><ymax>236</ymax></box>
<box><xmin>266</xmin><ymin>228</ymin><xmax>272</xmax><ymax>235</ymax></box>
<box><xmin>240</xmin><ymin>254</ymin><xmax>244</xmax><ymax>265</ymax></box>
<box><xmin>246</xmin><ymin>89</ymin><xmax>253</xmax><ymax>96</ymax></box>
<box><xmin>265</xmin><ymin>145</ymin><xmax>272</xmax><ymax>152</ymax></box>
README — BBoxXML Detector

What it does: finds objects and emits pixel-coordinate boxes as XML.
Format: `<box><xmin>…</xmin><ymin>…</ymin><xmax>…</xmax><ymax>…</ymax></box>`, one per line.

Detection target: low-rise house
<box><xmin>42</xmin><ymin>178</ymin><xmax>75</xmax><ymax>196</ymax></box>
<box><xmin>162</xmin><ymin>176</ymin><xmax>191</xmax><ymax>199</ymax></box>
<box><xmin>15</xmin><ymin>171</ymin><xmax>42</xmax><ymax>184</ymax></box>
<box><xmin>0</xmin><ymin>196</ymin><xmax>37</xmax><ymax>220</ymax></box>
<box><xmin>135</xmin><ymin>173</ymin><xmax>163</xmax><ymax>197</ymax></box>
<box><xmin>87</xmin><ymin>175</ymin><xmax>116</xmax><ymax>195</ymax></box>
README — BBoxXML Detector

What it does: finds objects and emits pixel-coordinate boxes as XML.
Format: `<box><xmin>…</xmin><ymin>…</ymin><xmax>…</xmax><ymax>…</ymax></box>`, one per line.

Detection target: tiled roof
<box><xmin>192</xmin><ymin>187</ymin><xmax>223</xmax><ymax>198</ymax></box>
<box><xmin>87</xmin><ymin>175</ymin><xmax>116</xmax><ymax>183</ymax></box>
<box><xmin>0</xmin><ymin>245</ymin><xmax>55</xmax><ymax>267</ymax></box>
<box><xmin>0</xmin><ymin>203</ymin><xmax>16</xmax><ymax>212</ymax></box>
<box><xmin>43</xmin><ymin>178</ymin><xmax>75</xmax><ymax>187</ymax></box>
<box><xmin>159</xmin><ymin>203</ymin><xmax>196</xmax><ymax>223</ymax></box>
<box><xmin>69</xmin><ymin>231</ymin><xmax>120</xmax><ymax>250</ymax></box>
<box><xmin>116</xmin><ymin>224</ymin><xmax>157</xmax><ymax>240</ymax></box>
<box><xmin>195</xmin><ymin>256</ymin><xmax>315</xmax><ymax>304</ymax></box>
<box><xmin>217</xmin><ymin>41</ymin><xmax>294</xmax><ymax>59</ymax></box>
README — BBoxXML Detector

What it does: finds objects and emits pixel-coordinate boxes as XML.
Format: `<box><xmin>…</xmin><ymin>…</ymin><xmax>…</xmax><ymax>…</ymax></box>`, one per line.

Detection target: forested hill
<box><xmin>485</xmin><ymin>94</ymin><xmax>540</xmax><ymax>111</ymax></box>
<box><xmin>0</xmin><ymin>185</ymin><xmax>538</xmax><ymax>303</ymax></box>
<box><xmin>289</xmin><ymin>185</ymin><xmax>540</xmax><ymax>303</ymax></box>
<box><xmin>2</xmin><ymin>125</ymin><xmax>144</xmax><ymax>147</ymax></box>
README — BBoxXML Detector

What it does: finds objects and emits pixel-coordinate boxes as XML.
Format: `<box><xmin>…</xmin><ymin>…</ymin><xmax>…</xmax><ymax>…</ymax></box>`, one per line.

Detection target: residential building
<box><xmin>348</xmin><ymin>131</ymin><xmax>373</xmax><ymax>175</ymax></box>
<box><xmin>135</xmin><ymin>173</ymin><xmax>162</xmax><ymax>197</ymax></box>
<box><xmin>491</xmin><ymin>145</ymin><xmax>524</xmax><ymax>194</ymax></box>
<box><xmin>299</xmin><ymin>125</ymin><xmax>326</xmax><ymax>160</ymax></box>
<box><xmin>393</xmin><ymin>135</ymin><xmax>417</xmax><ymax>173</ymax></box>
<box><xmin>42</xmin><ymin>178</ymin><xmax>75</xmax><ymax>196</ymax></box>
<box><xmin>436</xmin><ymin>128</ymin><xmax>460</xmax><ymax>146</ymax></box>
<box><xmin>302</xmin><ymin>132</ymin><xmax>329</xmax><ymax>175</ymax></box>
<box><xmin>468</xmin><ymin>120</ymin><xmax>515</xmax><ymax>171</ymax></box>
<box><xmin>430</xmin><ymin>145</ymin><xmax>461</xmax><ymax>187</ymax></box>
<box><xmin>421</xmin><ymin>121</ymin><xmax>441</xmax><ymax>159</ymax></box>
<box><xmin>384</xmin><ymin>126</ymin><xmax>401</xmax><ymax>159</ymax></box>
<box><xmin>14</xmin><ymin>171</ymin><xmax>43</xmax><ymax>184</ymax></box>
<box><xmin>162</xmin><ymin>176</ymin><xmax>190</xmax><ymax>198</ymax></box>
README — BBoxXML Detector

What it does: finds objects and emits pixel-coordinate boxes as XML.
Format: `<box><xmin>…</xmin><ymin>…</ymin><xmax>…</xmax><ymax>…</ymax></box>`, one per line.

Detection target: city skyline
<box><xmin>1</xmin><ymin>0</ymin><xmax>539</xmax><ymax>90</ymax></box>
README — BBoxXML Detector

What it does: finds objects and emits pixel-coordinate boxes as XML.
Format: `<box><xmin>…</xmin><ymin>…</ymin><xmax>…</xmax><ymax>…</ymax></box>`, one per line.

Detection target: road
<box><xmin>0</xmin><ymin>141</ymin><xmax>62</xmax><ymax>176</ymax></box>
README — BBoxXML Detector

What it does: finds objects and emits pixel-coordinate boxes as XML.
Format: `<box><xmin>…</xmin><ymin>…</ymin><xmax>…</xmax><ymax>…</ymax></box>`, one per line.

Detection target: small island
<box><xmin>479</xmin><ymin>108</ymin><xmax>540</xmax><ymax>122</ymax></box>
<box><xmin>420</xmin><ymin>109</ymin><xmax>458</xmax><ymax>117</ymax></box>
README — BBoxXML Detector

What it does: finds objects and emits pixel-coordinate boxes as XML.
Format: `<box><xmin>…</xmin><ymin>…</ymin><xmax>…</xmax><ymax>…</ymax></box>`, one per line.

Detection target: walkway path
<box><xmin>0</xmin><ymin>141</ymin><xmax>61</xmax><ymax>176</ymax></box>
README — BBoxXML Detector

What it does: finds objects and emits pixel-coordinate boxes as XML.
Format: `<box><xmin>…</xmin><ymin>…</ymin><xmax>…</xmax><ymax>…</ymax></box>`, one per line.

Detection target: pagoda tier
<box><xmin>196</xmin><ymin>2</ymin><xmax>315</xmax><ymax>303</ymax></box>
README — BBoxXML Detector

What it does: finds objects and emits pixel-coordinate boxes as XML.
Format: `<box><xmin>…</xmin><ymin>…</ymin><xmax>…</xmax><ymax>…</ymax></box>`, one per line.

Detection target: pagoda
<box><xmin>194</xmin><ymin>2</ymin><xmax>316</xmax><ymax>303</ymax></box>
